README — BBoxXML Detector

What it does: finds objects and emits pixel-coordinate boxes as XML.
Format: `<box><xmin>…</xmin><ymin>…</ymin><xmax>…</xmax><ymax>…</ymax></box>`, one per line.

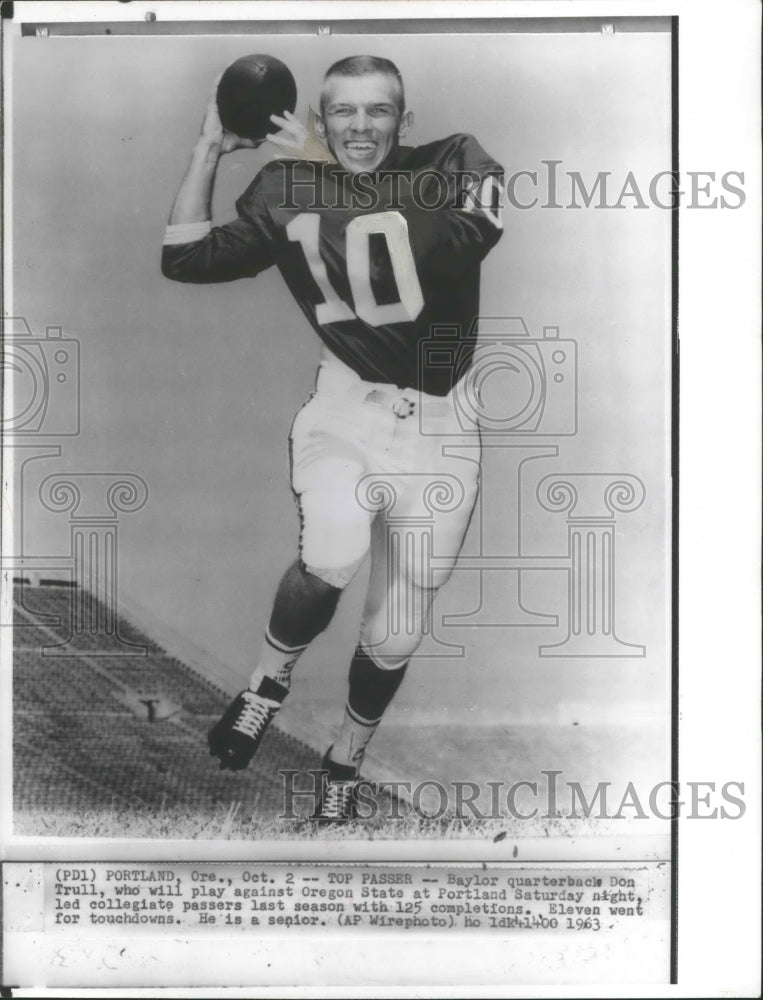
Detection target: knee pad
<box><xmin>304</xmin><ymin>554</ymin><xmax>366</xmax><ymax>590</ymax></box>
<box><xmin>406</xmin><ymin>552</ymin><xmax>456</xmax><ymax>592</ymax></box>
<box><xmin>359</xmin><ymin>584</ymin><xmax>436</xmax><ymax>666</ymax></box>
<box><xmin>359</xmin><ymin>642</ymin><xmax>411</xmax><ymax>672</ymax></box>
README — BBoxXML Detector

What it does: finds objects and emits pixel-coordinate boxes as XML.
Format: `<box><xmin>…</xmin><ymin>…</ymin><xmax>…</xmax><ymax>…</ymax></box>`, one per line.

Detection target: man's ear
<box><xmin>398</xmin><ymin>110</ymin><xmax>414</xmax><ymax>138</ymax></box>
<box><xmin>314</xmin><ymin>115</ymin><xmax>327</xmax><ymax>139</ymax></box>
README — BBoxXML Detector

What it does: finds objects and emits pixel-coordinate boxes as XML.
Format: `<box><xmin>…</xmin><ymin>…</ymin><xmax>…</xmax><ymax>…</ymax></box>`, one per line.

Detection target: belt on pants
<box><xmin>361</xmin><ymin>387</ymin><xmax>453</xmax><ymax>420</ymax></box>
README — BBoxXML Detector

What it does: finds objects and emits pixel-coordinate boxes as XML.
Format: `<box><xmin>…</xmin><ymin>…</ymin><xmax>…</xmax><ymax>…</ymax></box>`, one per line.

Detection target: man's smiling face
<box><xmin>317</xmin><ymin>72</ymin><xmax>413</xmax><ymax>174</ymax></box>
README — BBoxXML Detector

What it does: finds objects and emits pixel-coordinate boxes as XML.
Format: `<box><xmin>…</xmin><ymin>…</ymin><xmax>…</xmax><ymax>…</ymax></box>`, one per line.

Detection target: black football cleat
<box><xmin>311</xmin><ymin>749</ymin><xmax>360</xmax><ymax>824</ymax></box>
<box><xmin>207</xmin><ymin>677</ymin><xmax>288</xmax><ymax>771</ymax></box>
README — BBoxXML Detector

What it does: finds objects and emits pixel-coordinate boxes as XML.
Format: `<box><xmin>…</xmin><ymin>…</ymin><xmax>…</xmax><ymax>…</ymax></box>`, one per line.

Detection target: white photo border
<box><xmin>1</xmin><ymin>1</ymin><xmax>760</xmax><ymax>996</ymax></box>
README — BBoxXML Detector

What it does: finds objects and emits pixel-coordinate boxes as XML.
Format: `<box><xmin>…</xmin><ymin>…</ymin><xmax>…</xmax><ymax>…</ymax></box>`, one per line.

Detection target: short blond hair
<box><xmin>320</xmin><ymin>55</ymin><xmax>405</xmax><ymax>116</ymax></box>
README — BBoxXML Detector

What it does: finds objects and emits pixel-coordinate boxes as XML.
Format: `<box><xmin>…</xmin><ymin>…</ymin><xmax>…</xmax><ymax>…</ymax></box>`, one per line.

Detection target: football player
<box><xmin>162</xmin><ymin>55</ymin><xmax>504</xmax><ymax>822</ymax></box>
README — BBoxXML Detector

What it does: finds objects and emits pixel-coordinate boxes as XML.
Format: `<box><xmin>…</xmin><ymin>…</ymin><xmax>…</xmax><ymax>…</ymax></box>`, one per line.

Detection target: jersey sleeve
<box><xmin>161</xmin><ymin>163</ymin><xmax>284</xmax><ymax>284</ymax></box>
<box><xmin>404</xmin><ymin>134</ymin><xmax>504</xmax><ymax>280</ymax></box>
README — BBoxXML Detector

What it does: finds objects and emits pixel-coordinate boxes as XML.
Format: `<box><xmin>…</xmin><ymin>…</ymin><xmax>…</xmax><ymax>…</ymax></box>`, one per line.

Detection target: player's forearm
<box><xmin>168</xmin><ymin>138</ymin><xmax>223</xmax><ymax>225</ymax></box>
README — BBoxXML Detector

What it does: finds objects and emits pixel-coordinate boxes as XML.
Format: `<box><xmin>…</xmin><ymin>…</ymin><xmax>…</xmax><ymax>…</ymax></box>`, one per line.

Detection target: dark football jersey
<box><xmin>162</xmin><ymin>133</ymin><xmax>504</xmax><ymax>395</ymax></box>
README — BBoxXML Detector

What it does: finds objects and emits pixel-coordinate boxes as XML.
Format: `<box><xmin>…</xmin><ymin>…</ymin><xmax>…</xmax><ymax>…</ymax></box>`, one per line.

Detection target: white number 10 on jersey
<box><xmin>286</xmin><ymin>211</ymin><xmax>425</xmax><ymax>327</ymax></box>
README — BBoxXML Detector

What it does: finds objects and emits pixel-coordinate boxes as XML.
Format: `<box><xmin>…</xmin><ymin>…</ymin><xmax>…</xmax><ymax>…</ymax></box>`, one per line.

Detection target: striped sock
<box><xmin>329</xmin><ymin>703</ymin><xmax>381</xmax><ymax>770</ymax></box>
<box><xmin>248</xmin><ymin>628</ymin><xmax>307</xmax><ymax>692</ymax></box>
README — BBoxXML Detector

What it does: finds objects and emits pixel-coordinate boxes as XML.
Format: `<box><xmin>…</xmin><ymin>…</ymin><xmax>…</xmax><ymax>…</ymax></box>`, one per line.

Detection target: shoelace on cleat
<box><xmin>231</xmin><ymin>695</ymin><xmax>275</xmax><ymax>740</ymax></box>
<box><xmin>322</xmin><ymin>781</ymin><xmax>354</xmax><ymax>819</ymax></box>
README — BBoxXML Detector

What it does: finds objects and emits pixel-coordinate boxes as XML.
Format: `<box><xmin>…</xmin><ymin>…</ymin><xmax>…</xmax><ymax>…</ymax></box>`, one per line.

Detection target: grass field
<box><xmin>14</xmin><ymin>802</ymin><xmax>601</xmax><ymax>841</ymax></box>
<box><xmin>12</xmin><ymin>585</ymin><xmax>668</xmax><ymax>843</ymax></box>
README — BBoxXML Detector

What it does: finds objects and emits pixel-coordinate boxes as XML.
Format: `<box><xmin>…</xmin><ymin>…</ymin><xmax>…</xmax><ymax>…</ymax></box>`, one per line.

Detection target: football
<box><xmin>216</xmin><ymin>54</ymin><xmax>297</xmax><ymax>141</ymax></box>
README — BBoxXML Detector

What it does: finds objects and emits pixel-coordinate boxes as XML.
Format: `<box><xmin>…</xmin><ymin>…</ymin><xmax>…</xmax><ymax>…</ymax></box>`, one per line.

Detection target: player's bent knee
<box><xmin>296</xmin><ymin>561</ymin><xmax>342</xmax><ymax>595</ymax></box>
<box><xmin>359</xmin><ymin>642</ymin><xmax>412</xmax><ymax>672</ymax></box>
<box><xmin>359</xmin><ymin>610</ymin><xmax>432</xmax><ymax>667</ymax></box>
<box><xmin>303</xmin><ymin>556</ymin><xmax>364</xmax><ymax>590</ymax></box>
<box><xmin>406</xmin><ymin>553</ymin><xmax>458</xmax><ymax>591</ymax></box>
